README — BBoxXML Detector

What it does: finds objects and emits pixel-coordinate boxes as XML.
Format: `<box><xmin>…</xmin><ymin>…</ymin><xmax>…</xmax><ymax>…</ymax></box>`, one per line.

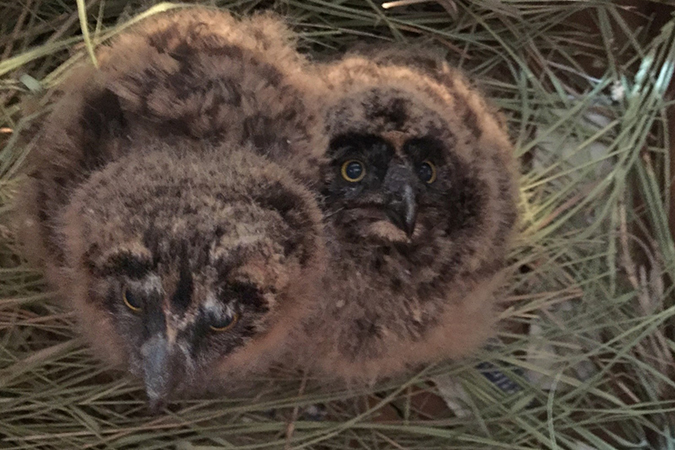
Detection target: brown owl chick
<box><xmin>294</xmin><ymin>50</ymin><xmax>519</xmax><ymax>382</ymax></box>
<box><xmin>16</xmin><ymin>8</ymin><xmax>325</xmax><ymax>408</ymax></box>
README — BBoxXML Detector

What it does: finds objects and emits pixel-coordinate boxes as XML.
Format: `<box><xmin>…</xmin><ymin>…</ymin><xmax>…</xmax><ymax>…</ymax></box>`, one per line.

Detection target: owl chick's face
<box><xmin>60</xmin><ymin>146</ymin><xmax>322</xmax><ymax>408</ymax></box>
<box><xmin>320</xmin><ymin>86</ymin><xmax>490</xmax><ymax>251</ymax></box>
<box><xmin>323</xmin><ymin>130</ymin><xmax>474</xmax><ymax>243</ymax></box>
<box><xmin>320</xmin><ymin>68</ymin><xmax>517</xmax><ymax>249</ymax></box>
<box><xmin>89</xmin><ymin>229</ymin><xmax>279</xmax><ymax>408</ymax></box>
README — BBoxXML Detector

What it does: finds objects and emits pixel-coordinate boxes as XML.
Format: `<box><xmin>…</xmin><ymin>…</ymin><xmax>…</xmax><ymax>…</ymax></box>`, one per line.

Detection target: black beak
<box><xmin>140</xmin><ymin>334</ymin><xmax>173</xmax><ymax>413</ymax></box>
<box><xmin>386</xmin><ymin>183</ymin><xmax>417</xmax><ymax>238</ymax></box>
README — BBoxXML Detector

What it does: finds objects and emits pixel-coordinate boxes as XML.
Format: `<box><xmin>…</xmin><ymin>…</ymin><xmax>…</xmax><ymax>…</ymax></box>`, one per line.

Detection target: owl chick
<box><xmin>17</xmin><ymin>8</ymin><xmax>325</xmax><ymax>407</ymax></box>
<box><xmin>294</xmin><ymin>49</ymin><xmax>519</xmax><ymax>382</ymax></box>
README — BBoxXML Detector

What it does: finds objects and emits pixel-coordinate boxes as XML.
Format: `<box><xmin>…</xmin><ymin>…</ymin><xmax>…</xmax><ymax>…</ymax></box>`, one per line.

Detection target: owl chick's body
<box><xmin>93</xmin><ymin>7</ymin><xmax>325</xmax><ymax>181</ymax></box>
<box><xmin>17</xmin><ymin>8</ymin><xmax>325</xmax><ymax>406</ymax></box>
<box><xmin>294</xmin><ymin>49</ymin><xmax>519</xmax><ymax>382</ymax></box>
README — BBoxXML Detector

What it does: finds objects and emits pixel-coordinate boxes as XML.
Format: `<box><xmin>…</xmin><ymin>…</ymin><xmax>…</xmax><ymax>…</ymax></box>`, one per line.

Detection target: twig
<box><xmin>45</xmin><ymin>0</ymin><xmax>101</xmax><ymax>45</ymax></box>
<box><xmin>2</xmin><ymin>0</ymin><xmax>33</xmax><ymax>62</ymax></box>
<box><xmin>382</xmin><ymin>0</ymin><xmax>432</xmax><ymax>9</ymax></box>
<box><xmin>285</xmin><ymin>372</ymin><xmax>308</xmax><ymax>450</ymax></box>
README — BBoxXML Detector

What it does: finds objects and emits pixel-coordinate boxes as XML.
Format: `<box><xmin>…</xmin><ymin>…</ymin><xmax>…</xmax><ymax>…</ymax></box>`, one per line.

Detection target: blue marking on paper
<box><xmin>476</xmin><ymin>361</ymin><xmax>523</xmax><ymax>395</ymax></box>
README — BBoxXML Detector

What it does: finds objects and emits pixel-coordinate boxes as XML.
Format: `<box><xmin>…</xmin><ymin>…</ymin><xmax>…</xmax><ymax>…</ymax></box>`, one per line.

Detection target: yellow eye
<box><xmin>210</xmin><ymin>313</ymin><xmax>239</xmax><ymax>332</ymax></box>
<box><xmin>123</xmin><ymin>288</ymin><xmax>141</xmax><ymax>312</ymax></box>
<box><xmin>418</xmin><ymin>160</ymin><xmax>437</xmax><ymax>184</ymax></box>
<box><xmin>341</xmin><ymin>160</ymin><xmax>366</xmax><ymax>182</ymax></box>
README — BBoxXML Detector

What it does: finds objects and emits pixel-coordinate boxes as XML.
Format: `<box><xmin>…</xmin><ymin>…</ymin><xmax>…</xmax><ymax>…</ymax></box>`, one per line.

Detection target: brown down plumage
<box><xmin>287</xmin><ymin>47</ymin><xmax>519</xmax><ymax>383</ymax></box>
<box><xmin>15</xmin><ymin>7</ymin><xmax>327</xmax><ymax>408</ymax></box>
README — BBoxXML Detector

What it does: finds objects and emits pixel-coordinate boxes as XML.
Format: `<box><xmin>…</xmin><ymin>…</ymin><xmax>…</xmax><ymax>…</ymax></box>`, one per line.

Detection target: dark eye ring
<box><xmin>123</xmin><ymin>288</ymin><xmax>142</xmax><ymax>312</ymax></box>
<box><xmin>210</xmin><ymin>313</ymin><xmax>239</xmax><ymax>332</ymax></box>
<box><xmin>418</xmin><ymin>160</ymin><xmax>437</xmax><ymax>184</ymax></box>
<box><xmin>341</xmin><ymin>160</ymin><xmax>366</xmax><ymax>182</ymax></box>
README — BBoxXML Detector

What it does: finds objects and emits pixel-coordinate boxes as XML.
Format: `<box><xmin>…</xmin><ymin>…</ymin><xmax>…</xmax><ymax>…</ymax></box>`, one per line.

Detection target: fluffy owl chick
<box><xmin>296</xmin><ymin>51</ymin><xmax>519</xmax><ymax>382</ymax></box>
<box><xmin>16</xmin><ymin>9</ymin><xmax>325</xmax><ymax>407</ymax></box>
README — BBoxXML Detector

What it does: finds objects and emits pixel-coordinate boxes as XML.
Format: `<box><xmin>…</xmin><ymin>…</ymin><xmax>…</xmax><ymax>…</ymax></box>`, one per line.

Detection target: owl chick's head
<box><xmin>58</xmin><ymin>142</ymin><xmax>323</xmax><ymax>408</ymax></box>
<box><xmin>320</xmin><ymin>55</ymin><xmax>517</xmax><ymax>282</ymax></box>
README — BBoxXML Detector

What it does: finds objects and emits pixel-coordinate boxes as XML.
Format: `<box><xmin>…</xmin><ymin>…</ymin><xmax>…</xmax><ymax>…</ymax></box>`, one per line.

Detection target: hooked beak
<box><xmin>140</xmin><ymin>334</ymin><xmax>173</xmax><ymax>413</ymax></box>
<box><xmin>386</xmin><ymin>183</ymin><xmax>417</xmax><ymax>238</ymax></box>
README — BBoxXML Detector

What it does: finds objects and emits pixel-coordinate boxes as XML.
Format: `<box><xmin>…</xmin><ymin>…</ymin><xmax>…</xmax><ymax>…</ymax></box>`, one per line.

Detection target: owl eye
<box><xmin>341</xmin><ymin>160</ymin><xmax>366</xmax><ymax>182</ymax></box>
<box><xmin>123</xmin><ymin>288</ymin><xmax>142</xmax><ymax>312</ymax></box>
<box><xmin>210</xmin><ymin>313</ymin><xmax>239</xmax><ymax>332</ymax></box>
<box><xmin>418</xmin><ymin>160</ymin><xmax>437</xmax><ymax>184</ymax></box>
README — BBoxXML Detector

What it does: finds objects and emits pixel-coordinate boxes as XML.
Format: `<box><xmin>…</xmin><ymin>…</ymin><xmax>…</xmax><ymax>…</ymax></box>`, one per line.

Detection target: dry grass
<box><xmin>1</xmin><ymin>1</ymin><xmax>674</xmax><ymax>448</ymax></box>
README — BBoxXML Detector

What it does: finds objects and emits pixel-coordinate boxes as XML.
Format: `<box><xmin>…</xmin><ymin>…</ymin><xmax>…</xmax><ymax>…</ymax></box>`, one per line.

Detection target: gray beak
<box><xmin>140</xmin><ymin>334</ymin><xmax>173</xmax><ymax>412</ymax></box>
<box><xmin>386</xmin><ymin>183</ymin><xmax>417</xmax><ymax>238</ymax></box>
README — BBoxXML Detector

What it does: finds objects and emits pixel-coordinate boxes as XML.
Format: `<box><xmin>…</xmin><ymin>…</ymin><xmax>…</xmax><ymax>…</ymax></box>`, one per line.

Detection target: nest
<box><xmin>0</xmin><ymin>1</ymin><xmax>673</xmax><ymax>448</ymax></box>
